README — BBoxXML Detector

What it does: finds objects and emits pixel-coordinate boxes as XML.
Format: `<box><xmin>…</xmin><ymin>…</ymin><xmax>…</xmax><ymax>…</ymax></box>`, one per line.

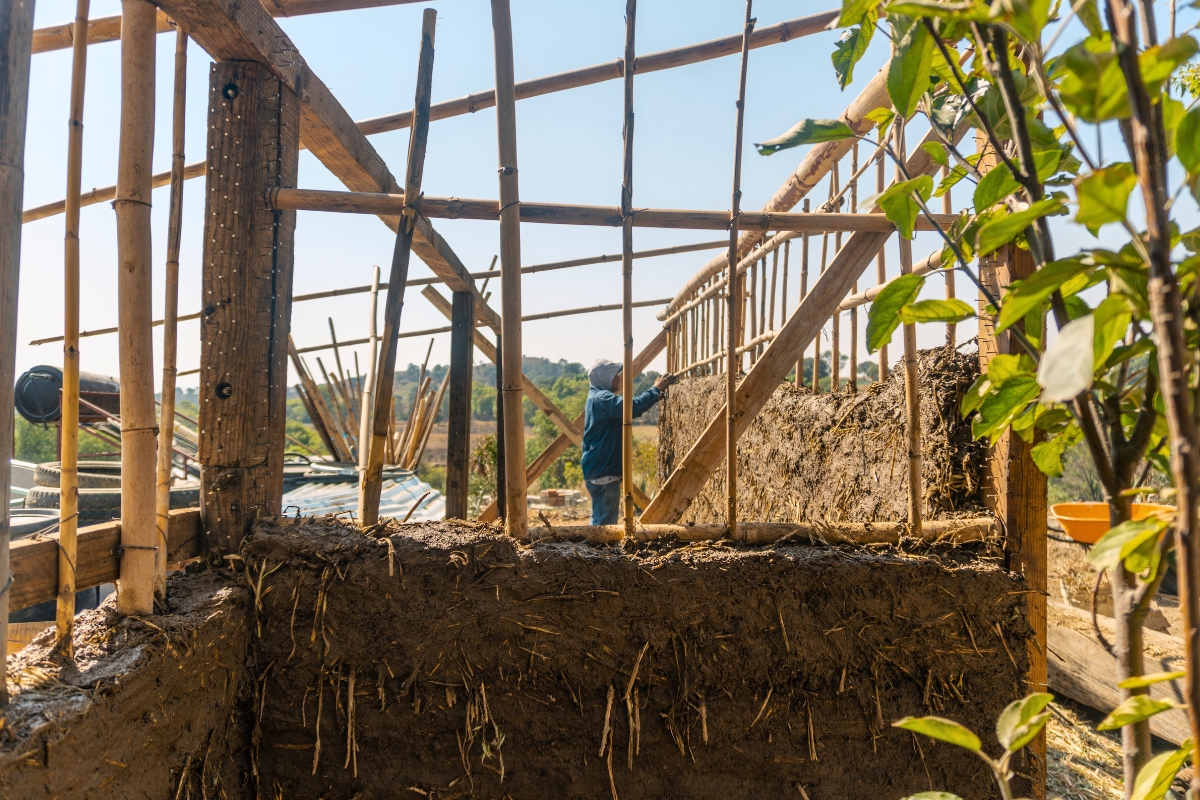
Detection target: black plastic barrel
<box><xmin>14</xmin><ymin>365</ymin><xmax>120</xmax><ymax>424</ymax></box>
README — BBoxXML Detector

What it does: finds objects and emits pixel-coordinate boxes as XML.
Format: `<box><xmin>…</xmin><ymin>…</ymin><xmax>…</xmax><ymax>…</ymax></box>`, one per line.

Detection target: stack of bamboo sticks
<box><xmin>288</xmin><ymin>330</ymin><xmax>446</xmax><ymax>472</ymax></box>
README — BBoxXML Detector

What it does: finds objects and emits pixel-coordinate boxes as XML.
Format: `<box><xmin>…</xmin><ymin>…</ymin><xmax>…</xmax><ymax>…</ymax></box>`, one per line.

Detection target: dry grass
<box><xmin>1047</xmin><ymin>702</ymin><xmax>1123</xmax><ymax>800</ymax></box>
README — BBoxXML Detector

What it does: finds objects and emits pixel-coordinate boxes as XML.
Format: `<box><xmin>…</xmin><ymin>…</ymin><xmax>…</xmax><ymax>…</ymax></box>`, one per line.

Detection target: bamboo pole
<box><xmin>413</xmin><ymin>372</ymin><xmax>449</xmax><ymax>469</ymax></box>
<box><xmin>490</xmin><ymin>0</ymin><xmax>528</xmax><ymax>537</ymax></box>
<box><xmin>359</xmin><ymin>8</ymin><xmax>436</xmax><ymax>525</ymax></box>
<box><xmin>876</xmin><ymin>149</ymin><xmax>889</xmax><ymax>382</ymax></box>
<box><xmin>796</xmin><ymin>199</ymin><xmax>808</xmax><ymax>385</ymax></box>
<box><xmin>288</xmin><ymin>337</ymin><xmax>352</xmax><ymax>461</ymax></box>
<box><xmin>358</xmin><ymin>265</ymin><xmax>381</xmax><ymax>470</ymax></box>
<box><xmin>895</xmin><ymin>119</ymin><xmax>922</xmax><ymax>538</ymax></box>
<box><xmin>830</xmin><ymin>162</ymin><xmax>841</xmax><ymax>392</ymax></box>
<box><xmin>154</xmin><ymin>26</ymin><xmax>186</xmax><ymax>599</ymax></box>
<box><xmin>619</xmin><ymin>0</ymin><xmax>637</xmax><ymax>535</ymax></box>
<box><xmin>943</xmin><ymin>165</ymin><xmax>955</xmax><ymax>348</ymax></box>
<box><xmin>57</xmin><ymin>0</ymin><xmax>91</xmax><ymax>651</ymax></box>
<box><xmin>724</xmin><ymin>0</ymin><xmax>754</xmax><ymax>541</ymax></box>
<box><xmin>848</xmin><ymin>143</ymin><xmax>858</xmax><ymax>393</ymax></box>
<box><xmin>1</xmin><ymin>0</ymin><xmax>36</xmax><ymax>703</ymax></box>
<box><xmin>295</xmin><ymin>383</ymin><xmax>338</xmax><ymax>456</ymax></box>
<box><xmin>114</xmin><ymin>0</ymin><xmax>157</xmax><ymax>616</ymax></box>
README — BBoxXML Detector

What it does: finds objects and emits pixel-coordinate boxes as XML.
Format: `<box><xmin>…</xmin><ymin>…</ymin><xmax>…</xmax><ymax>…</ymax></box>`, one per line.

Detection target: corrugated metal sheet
<box><xmin>282</xmin><ymin>469</ymin><xmax>444</xmax><ymax>521</ymax></box>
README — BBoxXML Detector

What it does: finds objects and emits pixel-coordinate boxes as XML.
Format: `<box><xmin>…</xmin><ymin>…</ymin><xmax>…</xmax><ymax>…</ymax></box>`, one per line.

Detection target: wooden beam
<box><xmin>641</xmin><ymin>125</ymin><xmax>960</xmax><ymax>524</ymax></box>
<box><xmin>198</xmin><ymin>61</ymin><xmax>300</xmax><ymax>554</ymax></box>
<box><xmin>359</xmin><ymin>8</ymin><xmax>436</xmax><ymax>527</ymax></box>
<box><xmin>114</xmin><ymin>0</ymin><xmax>158</xmax><ymax>616</ymax></box>
<box><xmin>268</xmin><ymin>188</ymin><xmax>956</xmax><ymax>232</ymax></box>
<box><xmin>32</xmin><ymin>1</ymin><xmax>426</xmax><ymax>54</ymax></box>
<box><xmin>445</xmin><ymin>291</ymin><xmax>474</xmax><ymax>519</ymax></box>
<box><xmin>356</xmin><ymin>10</ymin><xmax>838</xmax><ymax>136</ymax></box>
<box><xmin>0</xmin><ymin>0</ymin><xmax>37</xmax><ymax>705</ymax></box>
<box><xmin>9</xmin><ymin>509</ymin><xmax>203</xmax><ymax>613</ymax></box>
<box><xmin>151</xmin><ymin>0</ymin><xmax>499</xmax><ymax>332</ymax></box>
<box><xmin>478</xmin><ymin>329</ymin><xmax>666</xmax><ymax>523</ymax></box>
<box><xmin>619</xmin><ymin>0</ymin><xmax>637</xmax><ymax>536</ymax></box>
<box><xmin>660</xmin><ymin>65</ymin><xmax>892</xmax><ymax>319</ymax></box>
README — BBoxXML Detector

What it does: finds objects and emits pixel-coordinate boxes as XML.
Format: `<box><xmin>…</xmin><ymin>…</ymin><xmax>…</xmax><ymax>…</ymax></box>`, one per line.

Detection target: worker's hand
<box><xmin>654</xmin><ymin>373</ymin><xmax>676</xmax><ymax>391</ymax></box>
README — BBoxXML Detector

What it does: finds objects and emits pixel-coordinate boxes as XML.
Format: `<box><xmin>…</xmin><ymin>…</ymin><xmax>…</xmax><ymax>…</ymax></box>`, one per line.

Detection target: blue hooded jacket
<box><xmin>581</xmin><ymin>385</ymin><xmax>661</xmax><ymax>481</ymax></box>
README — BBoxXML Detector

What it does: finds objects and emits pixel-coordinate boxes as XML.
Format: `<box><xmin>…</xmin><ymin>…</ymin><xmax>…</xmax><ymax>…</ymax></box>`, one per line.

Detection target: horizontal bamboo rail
<box><xmin>662</xmin><ymin>230</ymin><xmax>798</xmax><ymax>326</ymax></box>
<box><xmin>9</xmin><ymin>508</ymin><xmax>202</xmax><ymax>613</ymax></box>
<box><xmin>269</xmin><ymin>188</ymin><xmax>956</xmax><ymax>233</ymax></box>
<box><xmin>31</xmin><ymin>1</ymin><xmax>425</xmax><ymax>54</ymax></box>
<box><xmin>677</xmin><ymin>330</ymin><xmax>775</xmax><ymax>374</ymax></box>
<box><xmin>838</xmin><ymin>249</ymin><xmax>943</xmax><ymax>311</ymax></box>
<box><xmin>519</xmin><ymin>517</ymin><xmax>1000</xmax><ymax>546</ymax></box>
<box><xmin>354</xmin><ymin>10</ymin><xmax>838</xmax><ymax>136</ymax></box>
<box><xmin>23</xmin><ymin>159</ymin><xmax>205</xmax><ymax>224</ymax></box>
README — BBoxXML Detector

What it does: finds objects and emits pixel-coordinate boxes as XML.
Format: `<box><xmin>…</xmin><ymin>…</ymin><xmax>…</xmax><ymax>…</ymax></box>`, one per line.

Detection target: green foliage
<box><xmin>13</xmin><ymin>417</ymin><xmax>115</xmax><ymax>463</ymax></box>
<box><xmin>1074</xmin><ymin>163</ymin><xmax>1137</xmax><ymax>234</ymax></box>
<box><xmin>866</xmin><ymin>274</ymin><xmax>925</xmax><ymax>352</ymax></box>
<box><xmin>887</xmin><ymin>14</ymin><xmax>935</xmax><ymax>118</ymax></box>
<box><xmin>877</xmin><ymin>175</ymin><xmax>934</xmax><ymax>239</ymax></box>
<box><xmin>418</xmin><ymin>462</ymin><xmax>446</xmax><ymax>493</ymax></box>
<box><xmin>468</xmin><ymin>434</ymin><xmax>498</xmax><ymax>516</ymax></box>
<box><xmin>833</xmin><ymin>16</ymin><xmax>877</xmax><ymax>90</ymax></box>
<box><xmin>1131</xmin><ymin>740</ymin><xmax>1193</xmax><ymax>800</ymax></box>
<box><xmin>754</xmin><ymin>119</ymin><xmax>856</xmax><ymax>155</ymax></box>
<box><xmin>893</xmin><ymin>716</ymin><xmax>981</xmax><ymax>752</ymax></box>
<box><xmin>1097</xmin><ymin>695</ymin><xmax>1179</xmax><ymax>731</ymax></box>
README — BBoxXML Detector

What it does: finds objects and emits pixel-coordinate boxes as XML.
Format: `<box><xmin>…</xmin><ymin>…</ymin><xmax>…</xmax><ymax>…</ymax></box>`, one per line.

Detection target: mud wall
<box><xmin>659</xmin><ymin>347</ymin><xmax>987</xmax><ymax>524</ymax></box>
<box><xmin>245</xmin><ymin>517</ymin><xmax>1031</xmax><ymax>799</ymax></box>
<box><xmin>0</xmin><ymin>568</ymin><xmax>252</xmax><ymax>799</ymax></box>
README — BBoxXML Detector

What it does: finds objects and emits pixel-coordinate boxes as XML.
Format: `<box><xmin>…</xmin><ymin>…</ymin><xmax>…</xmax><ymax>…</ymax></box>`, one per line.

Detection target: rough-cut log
<box><xmin>152</xmin><ymin>0</ymin><xmax>499</xmax><ymax>332</ymax></box>
<box><xmin>660</xmin><ymin>66</ymin><xmax>892</xmax><ymax>318</ymax></box>
<box><xmin>0</xmin><ymin>0</ymin><xmax>37</xmax><ymax>704</ymax></box>
<box><xmin>198</xmin><ymin>62</ymin><xmax>299</xmax><ymax>554</ymax></box>
<box><xmin>641</xmin><ymin>124</ymin><xmax>965</xmax><ymax>524</ymax></box>
<box><xmin>478</xmin><ymin>330</ymin><xmax>667</xmax><ymax>523</ymax></box>
<box><xmin>9</xmin><ymin>509</ymin><xmax>203</xmax><ymax>613</ymax></box>
<box><xmin>268</xmin><ymin>188</ymin><xmax>955</xmax><ymax>232</ymax></box>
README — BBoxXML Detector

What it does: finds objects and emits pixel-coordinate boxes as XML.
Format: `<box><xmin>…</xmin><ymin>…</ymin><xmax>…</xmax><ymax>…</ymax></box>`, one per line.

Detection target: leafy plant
<box><xmin>760</xmin><ymin>0</ymin><xmax>1200</xmax><ymax>794</ymax></box>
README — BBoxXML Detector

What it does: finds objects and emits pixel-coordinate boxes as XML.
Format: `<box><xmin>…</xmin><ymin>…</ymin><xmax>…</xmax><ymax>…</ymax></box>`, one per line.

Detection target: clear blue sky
<box><xmin>13</xmin><ymin>1</ymin><xmax>1198</xmax><ymax>387</ymax></box>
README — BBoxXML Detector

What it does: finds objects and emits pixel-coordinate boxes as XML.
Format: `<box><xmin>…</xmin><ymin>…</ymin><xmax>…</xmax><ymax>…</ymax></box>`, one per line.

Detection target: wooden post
<box><xmin>0</xmin><ymin>0</ymin><xmax>36</xmax><ymax>703</ymax></box>
<box><xmin>58</xmin><ymin>0</ymin><xmax>90</xmax><ymax>648</ymax></box>
<box><xmin>114</xmin><ymin>0</ymin><xmax>157</xmax><ymax>615</ymax></box>
<box><xmin>620</xmin><ymin>0</ymin><xmax>637</xmax><ymax>535</ymax></box>
<box><xmin>876</xmin><ymin>150</ymin><xmax>889</xmax><ymax>381</ymax></box>
<box><xmin>357</xmin><ymin>265</ymin><xmax>381</xmax><ymax>471</ymax></box>
<box><xmin>894</xmin><ymin>120</ymin><xmax>922</xmax><ymax>538</ymax></box>
<box><xmin>830</xmin><ymin>163</ymin><xmax>841</xmax><ymax>392</ymax></box>
<box><xmin>490</xmin><ymin>0</ymin><xmax>528</xmax><ymax>537</ymax></box>
<box><xmin>796</xmin><ymin>199</ymin><xmax>808</xmax><ymax>386</ymax></box>
<box><xmin>724</xmin><ymin>0</ymin><xmax>754</xmax><ymax>539</ymax></box>
<box><xmin>446</xmin><ymin>291</ymin><xmax>474</xmax><ymax>519</ymax></box>
<box><xmin>848</xmin><ymin>143</ymin><xmax>858</xmax><ymax>393</ymax></box>
<box><xmin>943</xmin><ymin>166</ymin><xmax>956</xmax><ymax>348</ymax></box>
<box><xmin>198</xmin><ymin>60</ymin><xmax>300</xmax><ymax>554</ymax></box>
<box><xmin>494</xmin><ymin>332</ymin><xmax>506</xmax><ymax>521</ymax></box>
<box><xmin>359</xmin><ymin>9</ymin><xmax>436</xmax><ymax>525</ymax></box>
<box><xmin>977</xmin><ymin>146</ymin><xmax>1048</xmax><ymax>796</ymax></box>
<box><xmin>154</xmin><ymin>27</ymin><xmax>187</xmax><ymax>599</ymax></box>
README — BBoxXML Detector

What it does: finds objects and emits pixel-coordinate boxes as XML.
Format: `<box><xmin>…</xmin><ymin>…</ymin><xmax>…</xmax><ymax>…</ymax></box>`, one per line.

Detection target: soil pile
<box><xmin>243</xmin><ymin>516</ymin><xmax>1030</xmax><ymax>799</ymax></box>
<box><xmin>659</xmin><ymin>347</ymin><xmax>986</xmax><ymax>524</ymax></box>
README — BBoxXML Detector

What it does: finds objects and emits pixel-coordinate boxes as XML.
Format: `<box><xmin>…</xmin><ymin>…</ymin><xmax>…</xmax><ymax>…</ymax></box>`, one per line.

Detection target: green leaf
<box><xmin>974</xmin><ymin>162</ymin><xmax>1021</xmax><ymax>209</ymax></box>
<box><xmin>887</xmin><ymin>0</ymin><xmax>989</xmax><ymax>19</ymax></box>
<box><xmin>1097</xmin><ymin>695</ymin><xmax>1178</xmax><ymax>731</ymax></box>
<box><xmin>1119</xmin><ymin>671</ymin><xmax>1187</xmax><ymax>690</ymax></box>
<box><xmin>935</xmin><ymin>164</ymin><xmax>972</xmax><ymax>198</ymax></box>
<box><xmin>833</xmin><ymin>20</ymin><xmax>877</xmax><ymax>91</ymax></box>
<box><xmin>986</xmin><ymin>353</ymin><xmax>1038</xmax><ymax>388</ymax></box>
<box><xmin>976</xmin><ymin>197</ymin><xmax>1065</xmax><ymax>256</ymax></box>
<box><xmin>887</xmin><ymin>16</ymin><xmax>936</xmax><ymax>119</ymax></box>
<box><xmin>1088</xmin><ymin>517</ymin><xmax>1169</xmax><ymax>572</ymax></box>
<box><xmin>1176</xmin><ymin>105</ymin><xmax>1200</xmax><ymax>174</ymax></box>
<box><xmin>1092</xmin><ymin>295</ymin><xmax>1132</xmax><ymax>370</ymax></box>
<box><xmin>996</xmin><ymin>258</ymin><xmax>1092</xmax><ymax>333</ymax></box>
<box><xmin>1130</xmin><ymin>740</ymin><xmax>1192</xmax><ymax>800</ymax></box>
<box><xmin>1038</xmin><ymin>314</ymin><xmax>1094</xmax><ymax>402</ymax></box>
<box><xmin>961</xmin><ymin>374</ymin><xmax>991</xmax><ymax>417</ymax></box>
<box><xmin>839</xmin><ymin>0</ymin><xmax>883</xmax><ymax>27</ymax></box>
<box><xmin>973</xmin><ymin>376</ymin><xmax>1042</xmax><ymax>443</ymax></box>
<box><xmin>878</xmin><ymin>175</ymin><xmax>934</xmax><ymax>239</ymax></box>
<box><xmin>867</xmin><ymin>273</ymin><xmax>925</xmax><ymax>353</ymax></box>
<box><xmin>990</xmin><ymin>0</ymin><xmax>1051</xmax><ymax>43</ymax></box>
<box><xmin>865</xmin><ymin>106</ymin><xmax>896</xmax><ymax>138</ymax></box>
<box><xmin>1140</xmin><ymin>37</ymin><xmax>1200</xmax><ymax>96</ymax></box>
<box><xmin>1031</xmin><ymin>436</ymin><xmax>1067</xmax><ymax>477</ymax></box>
<box><xmin>921</xmin><ymin>141</ymin><xmax>949</xmax><ymax>168</ymax></box>
<box><xmin>755</xmin><ymin>119</ymin><xmax>857</xmax><ymax>156</ymax></box>
<box><xmin>1077</xmin><ymin>0</ymin><xmax>1103</xmax><ymax>36</ymax></box>
<box><xmin>898</xmin><ymin>298</ymin><xmax>975</xmax><ymax>324</ymax></box>
<box><xmin>1058</xmin><ymin>35</ymin><xmax>1130</xmax><ymax>123</ymax></box>
<box><xmin>1163</xmin><ymin>97</ymin><xmax>1185</xmax><ymax>160</ymax></box>
<box><xmin>1075</xmin><ymin>164</ymin><xmax>1137</xmax><ymax>235</ymax></box>
<box><xmin>893</xmin><ymin>716</ymin><xmax>981</xmax><ymax>752</ymax></box>
<box><xmin>996</xmin><ymin>693</ymin><xmax>1054</xmax><ymax>752</ymax></box>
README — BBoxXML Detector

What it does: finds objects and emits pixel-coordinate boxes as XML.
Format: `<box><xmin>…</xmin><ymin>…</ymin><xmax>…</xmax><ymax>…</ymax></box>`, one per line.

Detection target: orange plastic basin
<box><xmin>1051</xmin><ymin>502</ymin><xmax>1175</xmax><ymax>545</ymax></box>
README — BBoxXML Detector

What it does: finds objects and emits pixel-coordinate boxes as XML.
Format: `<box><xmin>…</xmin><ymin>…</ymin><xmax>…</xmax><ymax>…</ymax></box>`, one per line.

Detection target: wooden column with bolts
<box><xmin>198</xmin><ymin>61</ymin><xmax>299</xmax><ymax>555</ymax></box>
<box><xmin>0</xmin><ymin>0</ymin><xmax>36</xmax><ymax>702</ymax></box>
<box><xmin>359</xmin><ymin>8</ymin><xmax>436</xmax><ymax>525</ymax></box>
<box><xmin>894</xmin><ymin>119</ymin><xmax>922</xmax><ymax>538</ymax></box>
<box><xmin>155</xmin><ymin>27</ymin><xmax>187</xmax><ymax>598</ymax></box>
<box><xmin>114</xmin><ymin>0</ymin><xmax>157</xmax><ymax>615</ymax></box>
<box><xmin>446</xmin><ymin>291</ymin><xmax>474</xmax><ymax>519</ymax></box>
<box><xmin>620</xmin><ymin>0</ymin><xmax>637</xmax><ymax>535</ymax></box>
<box><xmin>724</xmin><ymin>0</ymin><xmax>754</xmax><ymax>539</ymax></box>
<box><xmin>490</xmin><ymin>0</ymin><xmax>528</xmax><ymax>536</ymax></box>
<box><xmin>59</xmin><ymin>0</ymin><xmax>90</xmax><ymax>647</ymax></box>
<box><xmin>977</xmin><ymin>148</ymin><xmax>1047</xmax><ymax>797</ymax></box>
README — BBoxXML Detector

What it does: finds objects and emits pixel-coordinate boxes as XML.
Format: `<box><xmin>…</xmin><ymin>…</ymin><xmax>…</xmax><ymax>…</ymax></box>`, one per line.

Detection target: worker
<box><xmin>582</xmin><ymin>359</ymin><xmax>674</xmax><ymax>525</ymax></box>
